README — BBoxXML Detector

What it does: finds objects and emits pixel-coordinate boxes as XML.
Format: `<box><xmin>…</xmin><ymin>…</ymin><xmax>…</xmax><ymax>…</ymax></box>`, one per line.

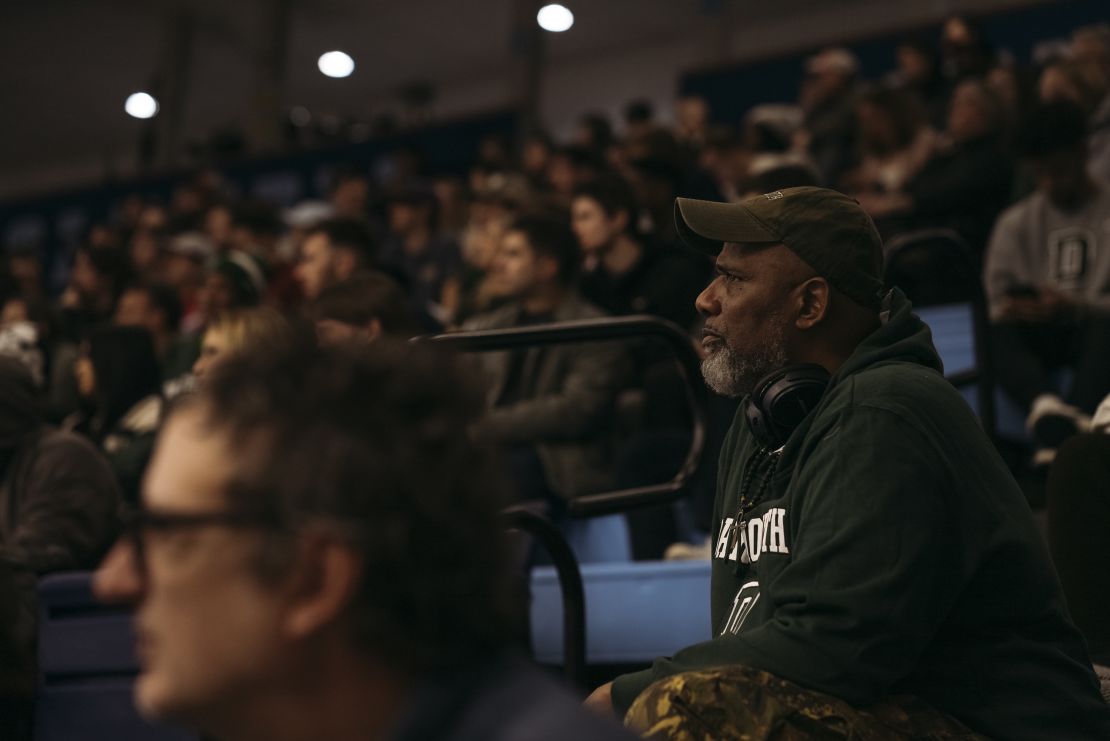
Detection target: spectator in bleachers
<box><xmin>794</xmin><ymin>47</ymin><xmax>861</xmax><ymax>185</ymax></box>
<box><xmin>191</xmin><ymin>307</ymin><xmax>293</xmax><ymax>383</ymax></box>
<box><xmin>623</xmin><ymin>98</ymin><xmax>656</xmax><ymax>140</ymax></box>
<box><xmin>58</xmin><ymin>245</ymin><xmax>130</xmax><ymax>342</ymax></box>
<box><xmin>201</xmin><ymin>250</ymin><xmax>268</xmax><ymax>323</ymax></box>
<box><xmin>380</xmin><ymin>183</ymin><xmax>463</xmax><ymax>326</ymax></box>
<box><xmin>293</xmin><ymin>217</ymin><xmax>377</xmax><ymax>301</ymax></box>
<box><xmin>546</xmin><ymin>145</ymin><xmax>607</xmax><ymax>207</ymax></box>
<box><xmin>0</xmin><ymin>357</ymin><xmax>121</xmax><ymax>735</ymax></box>
<box><xmin>1071</xmin><ymin>25</ymin><xmax>1110</xmax><ymax>181</ymax></box>
<box><xmin>328</xmin><ymin>166</ymin><xmax>372</xmax><ymax>220</ymax></box>
<box><xmin>572</xmin><ymin>175</ymin><xmax>707</xmax><ymax>330</ymax></box>
<box><xmin>940</xmin><ymin>15</ymin><xmax>996</xmax><ymax>82</ymax></box>
<box><xmin>310</xmin><ymin>271</ymin><xmax>419</xmax><ymax>345</ymax></box>
<box><xmin>589</xmin><ymin>187</ymin><xmax>1110</xmax><ymax>739</ymax></box>
<box><xmin>125</xmin><ymin>218</ymin><xmax>164</xmax><ymax>282</ymax></box>
<box><xmin>161</xmin><ymin>231</ymin><xmax>214</xmax><ymax>334</ymax></box>
<box><xmin>574</xmin><ymin>112</ymin><xmax>615</xmax><ymax>157</ymax></box>
<box><xmin>91</xmin><ymin>338</ymin><xmax>634</xmax><ymax>741</ymax></box>
<box><xmin>464</xmin><ymin>215</ymin><xmax>628</xmax><ymax>503</ymax></box>
<box><xmin>890</xmin><ymin>37</ymin><xmax>950</xmax><ymax>129</ymax></box>
<box><xmin>0</xmin><ymin>293</ymin><xmax>50</xmax><ymax>390</ymax></box>
<box><xmin>1039</xmin><ymin>55</ymin><xmax>1110</xmax><ymax>181</ymax></box>
<box><xmin>984</xmin><ymin>100</ymin><xmax>1110</xmax><ymax>464</ymax></box>
<box><xmin>697</xmin><ymin>125</ymin><xmax>749</xmax><ymax>202</ymax></box>
<box><xmin>456</xmin><ymin>174</ymin><xmax>534</xmax><ymax>324</ymax></box>
<box><xmin>203</xmin><ymin>201</ymin><xmax>235</xmax><ymax>254</ymax></box>
<box><xmin>841</xmin><ymin>86</ymin><xmax>937</xmax><ymax>196</ymax></box>
<box><xmin>4</xmin><ymin>248</ymin><xmax>44</xmax><ymax>303</ymax></box>
<box><xmin>674</xmin><ymin>95</ymin><xmax>711</xmax><ymax>154</ymax></box>
<box><xmin>66</xmin><ymin>326</ymin><xmax>163</xmax><ymax>504</ymax></box>
<box><xmin>521</xmin><ymin>131</ymin><xmax>555</xmax><ymax>192</ymax></box>
<box><xmin>228</xmin><ymin>200</ymin><xmax>301</xmax><ymax>308</ymax></box>
<box><xmin>859</xmin><ymin>78</ymin><xmax>1013</xmax><ymax>253</ymax></box>
<box><xmin>113</xmin><ymin>282</ymin><xmax>197</xmax><ymax>381</ymax></box>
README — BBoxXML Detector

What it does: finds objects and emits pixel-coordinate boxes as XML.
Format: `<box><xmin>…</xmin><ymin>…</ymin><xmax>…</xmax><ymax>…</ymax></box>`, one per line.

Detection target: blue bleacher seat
<box><xmin>35</xmin><ymin>572</ymin><xmax>196</xmax><ymax>741</ymax></box>
<box><xmin>530</xmin><ymin>560</ymin><xmax>711</xmax><ymax>665</ymax></box>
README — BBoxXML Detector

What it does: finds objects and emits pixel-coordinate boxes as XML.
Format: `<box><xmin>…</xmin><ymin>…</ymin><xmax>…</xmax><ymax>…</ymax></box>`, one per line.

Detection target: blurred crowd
<box><xmin>1</xmin><ymin>16</ymin><xmax>1109</xmax><ymax>558</ymax></box>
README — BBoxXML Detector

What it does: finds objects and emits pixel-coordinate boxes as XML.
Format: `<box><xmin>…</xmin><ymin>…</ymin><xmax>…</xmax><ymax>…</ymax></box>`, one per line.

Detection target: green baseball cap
<box><xmin>675</xmin><ymin>186</ymin><xmax>884</xmax><ymax>310</ymax></box>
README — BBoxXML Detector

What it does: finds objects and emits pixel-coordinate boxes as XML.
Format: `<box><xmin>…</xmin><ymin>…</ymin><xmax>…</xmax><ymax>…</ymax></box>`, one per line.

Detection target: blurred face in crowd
<box><xmin>93</xmin><ymin>406</ymin><xmax>291</xmax><ymax>726</ymax></box>
<box><xmin>487</xmin><ymin>230</ymin><xmax>553</xmax><ymax>300</ymax></box>
<box><xmin>74</xmin><ymin>351</ymin><xmax>96</xmax><ymax>398</ymax></box>
<box><xmin>6</xmin><ymin>254</ymin><xmax>42</xmax><ymax>298</ymax></box>
<box><xmin>856</xmin><ymin>100</ymin><xmax>899</xmax><ymax>155</ymax></box>
<box><xmin>2</xmin><ymin>298</ymin><xmax>29</xmax><ymax>324</ymax></box>
<box><xmin>695</xmin><ymin>242</ymin><xmax>812</xmax><ymax>397</ymax></box>
<box><xmin>70</xmin><ymin>251</ymin><xmax>104</xmax><ymax>299</ymax></box>
<box><xmin>205</xmin><ymin>206</ymin><xmax>233</xmax><ymax>251</ymax></box>
<box><xmin>192</xmin><ymin>327</ymin><xmax>231</xmax><ymax>380</ymax></box>
<box><xmin>896</xmin><ymin>44</ymin><xmax>933</xmax><ymax>85</ymax></box>
<box><xmin>295</xmin><ymin>234</ymin><xmax>336</xmax><ymax>300</ymax></box>
<box><xmin>522</xmin><ymin>138</ymin><xmax>550</xmax><ymax>175</ymax></box>
<box><xmin>331</xmin><ymin>177</ymin><xmax>369</xmax><ymax>218</ymax></box>
<box><xmin>676</xmin><ymin>97</ymin><xmax>709</xmax><ymax>138</ymax></box>
<box><xmin>202</xmin><ymin>272</ymin><xmax>237</xmax><ymax>316</ymax></box>
<box><xmin>163</xmin><ymin>254</ymin><xmax>204</xmax><ymax>291</ymax></box>
<box><xmin>387</xmin><ymin>201</ymin><xmax>430</xmax><ymax>236</ymax></box>
<box><xmin>946</xmin><ymin>81</ymin><xmax>995</xmax><ymax>142</ymax></box>
<box><xmin>800</xmin><ymin>60</ymin><xmax>851</xmax><ymax>111</ymax></box>
<box><xmin>115</xmin><ymin>289</ymin><xmax>166</xmax><ymax>340</ymax></box>
<box><xmin>129</xmin><ymin>231</ymin><xmax>162</xmax><ymax>278</ymax></box>
<box><xmin>139</xmin><ymin>206</ymin><xmax>168</xmax><ymax>233</ymax></box>
<box><xmin>546</xmin><ymin>154</ymin><xmax>576</xmax><ymax>196</ymax></box>
<box><xmin>571</xmin><ymin>196</ymin><xmax>627</xmax><ymax>256</ymax></box>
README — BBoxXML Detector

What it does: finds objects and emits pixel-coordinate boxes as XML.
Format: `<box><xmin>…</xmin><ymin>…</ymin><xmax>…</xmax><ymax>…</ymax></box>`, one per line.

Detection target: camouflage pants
<box><xmin>624</xmin><ymin>666</ymin><xmax>986</xmax><ymax>740</ymax></box>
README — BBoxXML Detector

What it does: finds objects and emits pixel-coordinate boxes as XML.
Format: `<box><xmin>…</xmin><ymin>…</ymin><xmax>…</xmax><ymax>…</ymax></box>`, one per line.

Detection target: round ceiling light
<box><xmin>537</xmin><ymin>4</ymin><xmax>574</xmax><ymax>33</ymax></box>
<box><xmin>318</xmin><ymin>51</ymin><xmax>355</xmax><ymax>78</ymax></box>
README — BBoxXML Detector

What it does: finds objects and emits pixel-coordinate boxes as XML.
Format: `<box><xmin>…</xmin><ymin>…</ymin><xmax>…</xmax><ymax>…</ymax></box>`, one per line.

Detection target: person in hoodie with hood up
<box><xmin>0</xmin><ymin>356</ymin><xmax>121</xmax><ymax>737</ymax></box>
<box><xmin>586</xmin><ymin>187</ymin><xmax>1110</xmax><ymax>740</ymax></box>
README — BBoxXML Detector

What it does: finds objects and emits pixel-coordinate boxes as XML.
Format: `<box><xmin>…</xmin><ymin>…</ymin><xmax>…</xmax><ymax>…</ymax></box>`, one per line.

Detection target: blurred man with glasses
<box><xmin>94</xmin><ymin>336</ymin><xmax>632</xmax><ymax>741</ymax></box>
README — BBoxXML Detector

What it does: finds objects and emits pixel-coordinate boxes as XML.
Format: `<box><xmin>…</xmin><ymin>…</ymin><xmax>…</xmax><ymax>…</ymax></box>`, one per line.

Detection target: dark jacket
<box><xmin>612</xmin><ymin>290</ymin><xmax>1110</xmax><ymax>739</ymax></box>
<box><xmin>904</xmin><ymin>135</ymin><xmax>1014</xmax><ymax>255</ymax></box>
<box><xmin>0</xmin><ymin>359</ymin><xmax>121</xmax><ymax>699</ymax></box>
<box><xmin>463</xmin><ymin>292</ymin><xmax>628</xmax><ymax>500</ymax></box>
<box><xmin>579</xmin><ymin>240</ymin><xmax>709</xmax><ymax>331</ymax></box>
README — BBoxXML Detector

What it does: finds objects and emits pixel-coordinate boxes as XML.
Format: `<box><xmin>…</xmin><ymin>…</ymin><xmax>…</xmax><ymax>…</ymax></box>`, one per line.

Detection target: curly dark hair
<box><xmin>186</xmin><ymin>335</ymin><xmax>520</xmax><ymax>673</ymax></box>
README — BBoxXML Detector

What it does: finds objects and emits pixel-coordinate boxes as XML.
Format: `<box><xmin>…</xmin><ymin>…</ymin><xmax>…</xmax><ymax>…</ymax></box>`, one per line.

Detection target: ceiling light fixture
<box><xmin>537</xmin><ymin>4</ymin><xmax>574</xmax><ymax>33</ymax></box>
<box><xmin>124</xmin><ymin>92</ymin><xmax>159</xmax><ymax>119</ymax></box>
<box><xmin>318</xmin><ymin>51</ymin><xmax>355</xmax><ymax>78</ymax></box>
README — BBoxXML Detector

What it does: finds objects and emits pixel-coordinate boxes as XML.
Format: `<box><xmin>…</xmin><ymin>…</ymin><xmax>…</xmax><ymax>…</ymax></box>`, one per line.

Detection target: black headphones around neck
<box><xmin>744</xmin><ymin>364</ymin><xmax>831</xmax><ymax>451</ymax></box>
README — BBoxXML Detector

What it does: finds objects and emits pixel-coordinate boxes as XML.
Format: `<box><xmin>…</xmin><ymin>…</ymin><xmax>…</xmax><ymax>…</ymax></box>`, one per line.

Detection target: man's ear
<box><xmin>795</xmin><ymin>277</ymin><xmax>831</xmax><ymax>330</ymax></box>
<box><xmin>282</xmin><ymin>535</ymin><xmax>363</xmax><ymax>640</ymax></box>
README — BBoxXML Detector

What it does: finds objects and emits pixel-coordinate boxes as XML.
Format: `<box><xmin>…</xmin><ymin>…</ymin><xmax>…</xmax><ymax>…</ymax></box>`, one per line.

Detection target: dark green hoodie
<box><xmin>612</xmin><ymin>290</ymin><xmax>1110</xmax><ymax>739</ymax></box>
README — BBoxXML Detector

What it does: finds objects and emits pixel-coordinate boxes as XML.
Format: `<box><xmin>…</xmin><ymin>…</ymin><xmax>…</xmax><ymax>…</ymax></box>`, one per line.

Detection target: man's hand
<box><xmin>584</xmin><ymin>681</ymin><xmax>615</xmax><ymax>716</ymax></box>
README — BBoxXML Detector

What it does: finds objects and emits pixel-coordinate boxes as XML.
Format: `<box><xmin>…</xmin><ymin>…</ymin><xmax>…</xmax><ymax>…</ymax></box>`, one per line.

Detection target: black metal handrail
<box><xmin>425</xmin><ymin>315</ymin><xmax>709</xmax><ymax>518</ymax></box>
<box><xmin>502</xmin><ymin>507</ymin><xmax>585</xmax><ymax>685</ymax></box>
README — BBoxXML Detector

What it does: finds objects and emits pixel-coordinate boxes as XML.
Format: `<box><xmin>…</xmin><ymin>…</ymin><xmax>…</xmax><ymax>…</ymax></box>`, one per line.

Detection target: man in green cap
<box><xmin>586</xmin><ymin>187</ymin><xmax>1110</xmax><ymax>739</ymax></box>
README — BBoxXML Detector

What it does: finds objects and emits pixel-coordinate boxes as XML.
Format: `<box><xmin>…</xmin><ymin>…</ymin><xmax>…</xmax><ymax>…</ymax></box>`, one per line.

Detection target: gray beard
<box><xmin>700</xmin><ymin>326</ymin><xmax>788</xmax><ymax>398</ymax></box>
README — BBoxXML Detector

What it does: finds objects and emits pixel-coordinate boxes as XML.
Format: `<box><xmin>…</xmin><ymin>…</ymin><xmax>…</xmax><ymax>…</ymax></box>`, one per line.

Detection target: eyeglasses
<box><xmin>118</xmin><ymin>506</ymin><xmax>288</xmax><ymax>581</ymax></box>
